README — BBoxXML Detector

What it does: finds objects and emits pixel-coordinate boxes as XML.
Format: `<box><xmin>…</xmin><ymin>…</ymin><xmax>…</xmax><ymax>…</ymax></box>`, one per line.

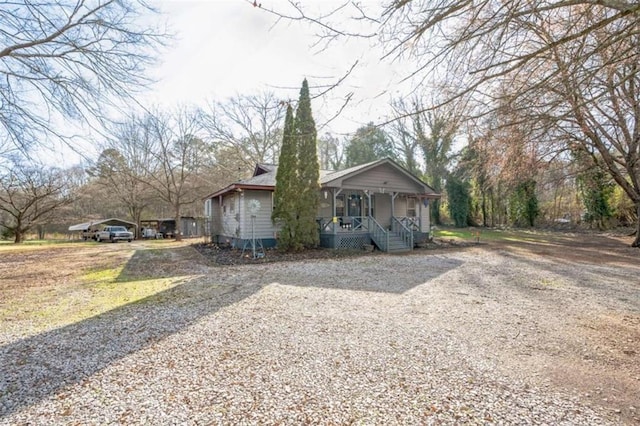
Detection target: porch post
<box><xmin>391</xmin><ymin>192</ymin><xmax>398</xmax><ymax>218</ymax></box>
<box><xmin>332</xmin><ymin>188</ymin><xmax>343</xmax><ymax>217</ymax></box>
<box><xmin>331</xmin><ymin>189</ymin><xmax>336</xmax><ymax>217</ymax></box>
<box><xmin>364</xmin><ymin>190</ymin><xmax>372</xmax><ymax>216</ymax></box>
<box><xmin>332</xmin><ymin>189</ymin><xmax>342</xmax><ymax>235</ymax></box>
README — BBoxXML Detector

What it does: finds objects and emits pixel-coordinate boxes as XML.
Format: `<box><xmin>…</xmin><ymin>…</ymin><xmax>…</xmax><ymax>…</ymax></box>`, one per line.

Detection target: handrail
<box><xmin>368</xmin><ymin>216</ymin><xmax>388</xmax><ymax>252</ymax></box>
<box><xmin>391</xmin><ymin>217</ymin><xmax>413</xmax><ymax>249</ymax></box>
<box><xmin>397</xmin><ymin>216</ymin><xmax>420</xmax><ymax>232</ymax></box>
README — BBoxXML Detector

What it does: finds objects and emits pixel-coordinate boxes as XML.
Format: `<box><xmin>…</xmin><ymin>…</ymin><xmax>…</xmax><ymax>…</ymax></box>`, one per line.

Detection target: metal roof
<box><xmin>68</xmin><ymin>218</ymin><xmax>137</xmax><ymax>231</ymax></box>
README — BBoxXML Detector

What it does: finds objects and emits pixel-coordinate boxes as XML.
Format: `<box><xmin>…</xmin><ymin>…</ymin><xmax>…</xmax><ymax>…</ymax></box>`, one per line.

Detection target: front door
<box><xmin>347</xmin><ymin>194</ymin><xmax>361</xmax><ymax>217</ymax></box>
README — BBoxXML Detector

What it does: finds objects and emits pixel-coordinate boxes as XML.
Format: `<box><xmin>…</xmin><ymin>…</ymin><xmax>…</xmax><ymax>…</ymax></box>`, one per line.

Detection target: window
<box><xmin>407</xmin><ymin>197</ymin><xmax>417</xmax><ymax>217</ymax></box>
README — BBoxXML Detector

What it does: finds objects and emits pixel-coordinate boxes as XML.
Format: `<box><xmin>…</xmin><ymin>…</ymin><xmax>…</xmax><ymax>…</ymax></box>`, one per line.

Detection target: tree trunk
<box><xmin>632</xmin><ymin>202</ymin><xmax>640</xmax><ymax>248</ymax></box>
<box><xmin>14</xmin><ymin>230</ymin><xmax>23</xmax><ymax>243</ymax></box>
<box><xmin>481</xmin><ymin>191</ymin><xmax>487</xmax><ymax>227</ymax></box>
<box><xmin>174</xmin><ymin>205</ymin><xmax>182</xmax><ymax>241</ymax></box>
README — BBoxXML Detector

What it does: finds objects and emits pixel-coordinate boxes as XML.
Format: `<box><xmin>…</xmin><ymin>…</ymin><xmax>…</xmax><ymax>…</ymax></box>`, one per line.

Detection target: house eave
<box><xmin>204</xmin><ymin>184</ymin><xmax>275</xmax><ymax>199</ymax></box>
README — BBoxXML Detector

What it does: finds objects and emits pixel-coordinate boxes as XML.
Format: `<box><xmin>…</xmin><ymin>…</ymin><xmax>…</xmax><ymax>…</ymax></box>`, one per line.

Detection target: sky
<box><xmin>146</xmin><ymin>0</ymin><xmax>411</xmax><ymax>134</ymax></box>
<box><xmin>44</xmin><ymin>0</ymin><xmax>416</xmax><ymax>167</ymax></box>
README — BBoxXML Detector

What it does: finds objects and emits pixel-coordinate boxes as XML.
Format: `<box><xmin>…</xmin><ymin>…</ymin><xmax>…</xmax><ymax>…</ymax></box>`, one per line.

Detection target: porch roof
<box><xmin>321</xmin><ymin>158</ymin><xmax>440</xmax><ymax>197</ymax></box>
<box><xmin>204</xmin><ymin>158</ymin><xmax>440</xmax><ymax>199</ymax></box>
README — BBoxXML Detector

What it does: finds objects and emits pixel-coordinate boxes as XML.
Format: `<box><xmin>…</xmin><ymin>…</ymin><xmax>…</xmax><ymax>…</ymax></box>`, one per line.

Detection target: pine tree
<box><xmin>293</xmin><ymin>79</ymin><xmax>320</xmax><ymax>249</ymax></box>
<box><xmin>272</xmin><ymin>104</ymin><xmax>298</xmax><ymax>249</ymax></box>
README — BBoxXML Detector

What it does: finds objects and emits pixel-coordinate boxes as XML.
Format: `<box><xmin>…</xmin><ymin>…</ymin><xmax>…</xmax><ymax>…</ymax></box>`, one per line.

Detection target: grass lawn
<box><xmin>433</xmin><ymin>227</ymin><xmax>551</xmax><ymax>244</ymax></box>
<box><xmin>0</xmin><ymin>240</ymin><xmax>202</xmax><ymax>337</ymax></box>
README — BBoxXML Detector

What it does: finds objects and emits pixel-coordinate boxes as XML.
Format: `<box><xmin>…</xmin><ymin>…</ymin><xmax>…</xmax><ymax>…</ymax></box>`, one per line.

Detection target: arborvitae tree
<box><xmin>293</xmin><ymin>79</ymin><xmax>320</xmax><ymax>249</ymax></box>
<box><xmin>272</xmin><ymin>104</ymin><xmax>298</xmax><ymax>249</ymax></box>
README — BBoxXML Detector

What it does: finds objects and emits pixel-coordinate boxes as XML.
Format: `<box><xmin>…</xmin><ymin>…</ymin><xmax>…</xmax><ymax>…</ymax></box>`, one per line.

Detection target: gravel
<box><xmin>1</xmin><ymin>245</ymin><xmax>638</xmax><ymax>424</ymax></box>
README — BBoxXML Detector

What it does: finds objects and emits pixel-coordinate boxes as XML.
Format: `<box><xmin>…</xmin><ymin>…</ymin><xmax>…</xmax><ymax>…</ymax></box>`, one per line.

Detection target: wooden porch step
<box><xmin>381</xmin><ymin>234</ymin><xmax>412</xmax><ymax>253</ymax></box>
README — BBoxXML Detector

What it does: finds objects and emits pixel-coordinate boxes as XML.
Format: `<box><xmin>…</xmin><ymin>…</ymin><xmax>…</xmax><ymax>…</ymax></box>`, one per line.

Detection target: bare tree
<box><xmin>388</xmin><ymin>99</ymin><xmax>421</xmax><ymax>176</ymax></box>
<box><xmin>0</xmin><ymin>0</ymin><xmax>167</xmax><ymax>152</ymax></box>
<box><xmin>317</xmin><ymin>132</ymin><xmax>344</xmax><ymax>170</ymax></box>
<box><xmin>94</xmin><ymin>115</ymin><xmax>163</xmax><ymax>232</ymax></box>
<box><xmin>261</xmin><ymin>1</ymin><xmax>640</xmax><ymax>245</ymax></box>
<box><xmin>502</xmin><ymin>10</ymin><xmax>640</xmax><ymax>245</ymax></box>
<box><xmin>0</xmin><ymin>161</ymin><xmax>73</xmax><ymax>242</ymax></box>
<box><xmin>140</xmin><ymin>107</ymin><xmax>212</xmax><ymax>241</ymax></box>
<box><xmin>412</xmin><ymin>98</ymin><xmax>460</xmax><ymax>225</ymax></box>
<box><xmin>202</xmin><ymin>92</ymin><xmax>286</xmax><ymax>168</ymax></box>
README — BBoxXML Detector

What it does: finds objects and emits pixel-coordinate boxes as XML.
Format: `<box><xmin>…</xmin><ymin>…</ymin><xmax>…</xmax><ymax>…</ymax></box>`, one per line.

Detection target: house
<box><xmin>203</xmin><ymin>158</ymin><xmax>441</xmax><ymax>252</ymax></box>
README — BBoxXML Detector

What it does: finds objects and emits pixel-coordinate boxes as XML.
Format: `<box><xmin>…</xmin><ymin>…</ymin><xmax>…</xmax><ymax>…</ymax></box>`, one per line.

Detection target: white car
<box><xmin>95</xmin><ymin>226</ymin><xmax>134</xmax><ymax>243</ymax></box>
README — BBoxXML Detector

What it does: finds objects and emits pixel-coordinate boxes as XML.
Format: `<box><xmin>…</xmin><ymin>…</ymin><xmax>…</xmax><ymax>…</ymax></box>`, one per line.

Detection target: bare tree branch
<box><xmin>0</xmin><ymin>0</ymin><xmax>168</xmax><ymax>152</ymax></box>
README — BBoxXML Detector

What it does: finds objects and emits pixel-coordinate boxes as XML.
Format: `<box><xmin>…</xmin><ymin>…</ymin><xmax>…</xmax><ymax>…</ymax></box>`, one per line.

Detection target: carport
<box><xmin>68</xmin><ymin>218</ymin><xmax>138</xmax><ymax>240</ymax></box>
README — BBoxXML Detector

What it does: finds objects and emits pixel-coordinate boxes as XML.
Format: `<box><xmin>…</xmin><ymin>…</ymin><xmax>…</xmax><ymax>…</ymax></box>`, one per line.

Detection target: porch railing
<box><xmin>391</xmin><ymin>217</ymin><xmax>413</xmax><ymax>249</ymax></box>
<box><xmin>397</xmin><ymin>216</ymin><xmax>421</xmax><ymax>231</ymax></box>
<box><xmin>317</xmin><ymin>216</ymin><xmax>369</xmax><ymax>234</ymax></box>
<box><xmin>368</xmin><ymin>216</ymin><xmax>388</xmax><ymax>252</ymax></box>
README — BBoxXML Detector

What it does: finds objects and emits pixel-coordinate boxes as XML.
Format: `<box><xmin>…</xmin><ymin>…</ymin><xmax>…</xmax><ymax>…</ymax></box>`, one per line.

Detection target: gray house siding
<box><xmin>211</xmin><ymin>190</ymin><xmax>277</xmax><ymax>248</ymax></box>
<box><xmin>374</xmin><ymin>194</ymin><xmax>392</xmax><ymax>228</ymax></box>
<box><xmin>393</xmin><ymin>196</ymin><xmax>408</xmax><ymax>216</ymax></box>
<box><xmin>220</xmin><ymin>193</ymin><xmax>240</xmax><ymax>242</ymax></box>
<box><xmin>341</xmin><ymin>164</ymin><xmax>424</xmax><ymax>193</ymax></box>
<box><xmin>420</xmin><ymin>199</ymin><xmax>430</xmax><ymax>232</ymax></box>
<box><xmin>240</xmin><ymin>190</ymin><xmax>277</xmax><ymax>243</ymax></box>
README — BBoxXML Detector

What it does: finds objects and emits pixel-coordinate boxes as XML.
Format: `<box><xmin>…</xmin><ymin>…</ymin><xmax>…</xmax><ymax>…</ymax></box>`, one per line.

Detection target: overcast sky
<box><xmin>46</xmin><ymin>0</ymin><xmax>415</xmax><ymax>166</ymax></box>
<box><xmin>148</xmin><ymin>0</ymin><xmax>411</xmax><ymax>135</ymax></box>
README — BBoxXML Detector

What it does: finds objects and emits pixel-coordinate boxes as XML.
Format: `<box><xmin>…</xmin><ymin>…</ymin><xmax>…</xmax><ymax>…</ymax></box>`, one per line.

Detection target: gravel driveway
<box><xmin>1</xmin><ymin>240</ymin><xmax>639</xmax><ymax>424</ymax></box>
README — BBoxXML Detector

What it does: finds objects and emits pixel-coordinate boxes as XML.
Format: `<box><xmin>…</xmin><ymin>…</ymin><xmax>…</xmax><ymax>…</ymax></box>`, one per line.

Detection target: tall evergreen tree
<box><xmin>294</xmin><ymin>79</ymin><xmax>320</xmax><ymax>249</ymax></box>
<box><xmin>272</xmin><ymin>104</ymin><xmax>298</xmax><ymax>249</ymax></box>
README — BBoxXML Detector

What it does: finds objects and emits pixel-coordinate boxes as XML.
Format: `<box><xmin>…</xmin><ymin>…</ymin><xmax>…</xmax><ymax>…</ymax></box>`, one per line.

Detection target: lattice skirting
<box><xmin>320</xmin><ymin>233</ymin><xmax>372</xmax><ymax>250</ymax></box>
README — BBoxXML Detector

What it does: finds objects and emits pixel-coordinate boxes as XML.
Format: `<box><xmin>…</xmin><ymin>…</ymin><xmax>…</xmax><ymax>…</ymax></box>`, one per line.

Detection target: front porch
<box><xmin>318</xmin><ymin>215</ymin><xmax>429</xmax><ymax>252</ymax></box>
